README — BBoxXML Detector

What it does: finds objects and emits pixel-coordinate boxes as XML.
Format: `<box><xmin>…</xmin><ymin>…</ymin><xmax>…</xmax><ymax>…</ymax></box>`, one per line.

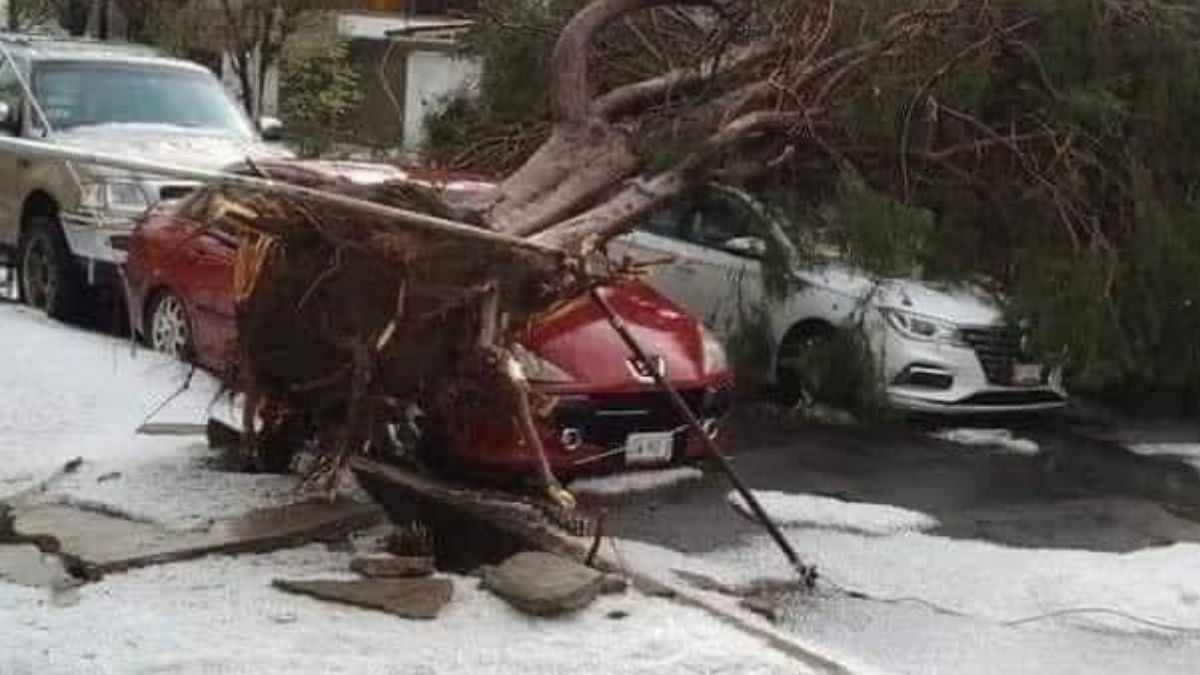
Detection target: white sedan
<box><xmin>609</xmin><ymin>185</ymin><xmax>1067</xmax><ymax>414</ymax></box>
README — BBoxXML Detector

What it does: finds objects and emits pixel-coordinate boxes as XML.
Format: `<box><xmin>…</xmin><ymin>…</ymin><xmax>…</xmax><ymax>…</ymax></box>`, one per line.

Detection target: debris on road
<box><xmin>350</xmin><ymin>553</ymin><xmax>435</xmax><ymax>579</ymax></box>
<box><xmin>739</xmin><ymin>595</ymin><xmax>781</xmax><ymax>624</ymax></box>
<box><xmin>482</xmin><ymin>551</ymin><xmax>605</xmax><ymax>616</ymax></box>
<box><xmin>273</xmin><ymin>577</ymin><xmax>454</xmax><ymax>620</ymax></box>
<box><xmin>136</xmin><ymin>423</ymin><xmax>209</xmax><ymax>437</ymax></box>
<box><xmin>600</xmin><ymin>573</ymin><xmax>629</xmax><ymax>595</ymax></box>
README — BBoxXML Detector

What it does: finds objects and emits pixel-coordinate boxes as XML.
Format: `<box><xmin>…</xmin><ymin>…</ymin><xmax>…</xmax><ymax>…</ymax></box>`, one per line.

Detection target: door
<box><xmin>186</xmin><ymin>222</ymin><xmax>238</xmax><ymax>367</ymax></box>
<box><xmin>613</xmin><ymin>189</ymin><xmax>770</xmax><ymax>340</ymax></box>
<box><xmin>0</xmin><ymin>58</ymin><xmax>24</xmax><ymax>250</ymax></box>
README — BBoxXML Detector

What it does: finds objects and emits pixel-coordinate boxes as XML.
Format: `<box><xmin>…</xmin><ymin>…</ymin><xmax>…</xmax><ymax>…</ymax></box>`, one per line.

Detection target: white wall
<box><xmin>403</xmin><ymin>49</ymin><xmax>481</xmax><ymax>149</ymax></box>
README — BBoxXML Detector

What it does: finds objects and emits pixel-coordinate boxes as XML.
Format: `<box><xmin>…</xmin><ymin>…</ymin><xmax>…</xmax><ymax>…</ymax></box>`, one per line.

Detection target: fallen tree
<box><xmin>430</xmin><ymin>0</ymin><xmax>1200</xmax><ymax>410</ymax></box>
<box><xmin>227</xmin><ymin>0</ymin><xmax>1053</xmax><ymax>504</ymax></box>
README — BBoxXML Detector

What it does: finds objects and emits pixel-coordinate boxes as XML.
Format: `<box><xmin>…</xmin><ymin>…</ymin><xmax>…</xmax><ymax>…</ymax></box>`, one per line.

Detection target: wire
<box><xmin>1002</xmin><ymin>607</ymin><xmax>1200</xmax><ymax>635</ymax></box>
<box><xmin>822</xmin><ymin>577</ymin><xmax>1200</xmax><ymax>636</ymax></box>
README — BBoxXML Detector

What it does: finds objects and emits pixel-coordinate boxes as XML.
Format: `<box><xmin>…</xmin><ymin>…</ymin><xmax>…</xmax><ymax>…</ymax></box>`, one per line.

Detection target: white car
<box><xmin>610</xmin><ymin>185</ymin><xmax>1068</xmax><ymax>414</ymax></box>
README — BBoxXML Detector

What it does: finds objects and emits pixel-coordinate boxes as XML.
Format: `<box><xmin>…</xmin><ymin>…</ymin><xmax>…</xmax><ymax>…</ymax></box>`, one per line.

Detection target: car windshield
<box><xmin>32</xmin><ymin>61</ymin><xmax>253</xmax><ymax>137</ymax></box>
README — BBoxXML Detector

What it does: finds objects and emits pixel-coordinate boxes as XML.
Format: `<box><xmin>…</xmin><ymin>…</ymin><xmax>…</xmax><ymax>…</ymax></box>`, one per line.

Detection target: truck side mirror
<box><xmin>0</xmin><ymin>101</ymin><xmax>16</xmax><ymax>135</ymax></box>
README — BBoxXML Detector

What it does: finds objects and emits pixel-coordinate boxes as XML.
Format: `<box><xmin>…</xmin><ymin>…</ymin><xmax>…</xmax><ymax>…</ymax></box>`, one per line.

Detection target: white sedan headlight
<box><xmin>881</xmin><ymin>308</ymin><xmax>966</xmax><ymax>346</ymax></box>
<box><xmin>700</xmin><ymin>326</ymin><xmax>730</xmax><ymax>375</ymax></box>
<box><xmin>80</xmin><ymin>181</ymin><xmax>151</xmax><ymax>216</ymax></box>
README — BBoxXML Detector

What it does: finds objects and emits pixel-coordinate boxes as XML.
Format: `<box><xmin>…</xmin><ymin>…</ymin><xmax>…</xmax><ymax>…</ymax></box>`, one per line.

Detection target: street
<box><xmin>575</xmin><ymin>416</ymin><xmax>1200</xmax><ymax>674</ymax></box>
<box><xmin>3</xmin><ymin>300</ymin><xmax>1200</xmax><ymax>675</ymax></box>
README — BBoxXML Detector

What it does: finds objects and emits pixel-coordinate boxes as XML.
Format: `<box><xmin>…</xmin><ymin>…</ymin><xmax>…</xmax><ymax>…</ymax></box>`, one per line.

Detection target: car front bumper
<box><xmin>60</xmin><ymin>212</ymin><xmax>136</xmax><ymax>281</ymax></box>
<box><xmin>442</xmin><ymin>382</ymin><xmax>734</xmax><ymax>478</ymax></box>
<box><xmin>878</xmin><ymin>325</ymin><xmax>1068</xmax><ymax>414</ymax></box>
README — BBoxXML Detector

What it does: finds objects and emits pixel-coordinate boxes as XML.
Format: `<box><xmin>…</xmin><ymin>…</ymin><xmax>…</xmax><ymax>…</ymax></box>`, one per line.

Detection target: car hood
<box><xmin>801</xmin><ymin>263</ymin><xmax>1005</xmax><ymax>326</ymax></box>
<box><xmin>53</xmin><ymin>125</ymin><xmax>292</xmax><ymax>173</ymax></box>
<box><xmin>519</xmin><ymin>280</ymin><xmax>709</xmax><ymax>390</ymax></box>
<box><xmin>873</xmin><ymin>278</ymin><xmax>1004</xmax><ymax>326</ymax></box>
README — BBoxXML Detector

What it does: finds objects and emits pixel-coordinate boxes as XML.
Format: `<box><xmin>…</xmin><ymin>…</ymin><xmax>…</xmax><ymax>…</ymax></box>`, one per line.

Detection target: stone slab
<box><xmin>10</xmin><ymin>500</ymin><xmax>382</xmax><ymax>577</ymax></box>
<box><xmin>0</xmin><ymin>544</ymin><xmax>77</xmax><ymax>589</ymax></box>
<box><xmin>273</xmin><ymin>578</ymin><xmax>453</xmax><ymax>620</ymax></box>
<box><xmin>482</xmin><ymin>551</ymin><xmax>603</xmax><ymax>616</ymax></box>
<box><xmin>350</xmin><ymin>554</ymin><xmax>435</xmax><ymax>578</ymax></box>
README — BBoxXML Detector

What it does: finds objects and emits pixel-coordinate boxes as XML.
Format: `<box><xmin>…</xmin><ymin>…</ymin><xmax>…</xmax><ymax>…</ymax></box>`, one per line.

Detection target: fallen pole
<box><xmin>589</xmin><ymin>287</ymin><xmax>816</xmax><ymax>586</ymax></box>
<box><xmin>0</xmin><ymin>135</ymin><xmax>559</xmax><ymax>257</ymax></box>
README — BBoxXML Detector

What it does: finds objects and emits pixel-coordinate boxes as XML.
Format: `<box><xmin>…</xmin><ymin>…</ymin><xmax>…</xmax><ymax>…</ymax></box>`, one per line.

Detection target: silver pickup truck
<box><xmin>0</xmin><ymin>34</ymin><xmax>287</xmax><ymax>320</ymax></box>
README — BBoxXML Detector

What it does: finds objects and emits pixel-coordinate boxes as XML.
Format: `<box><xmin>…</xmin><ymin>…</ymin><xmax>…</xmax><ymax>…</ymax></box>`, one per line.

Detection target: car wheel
<box><xmin>775</xmin><ymin>322</ymin><xmax>836</xmax><ymax>407</ymax></box>
<box><xmin>147</xmin><ymin>290</ymin><xmax>193</xmax><ymax>360</ymax></box>
<box><xmin>19</xmin><ymin>217</ymin><xmax>86</xmax><ymax>321</ymax></box>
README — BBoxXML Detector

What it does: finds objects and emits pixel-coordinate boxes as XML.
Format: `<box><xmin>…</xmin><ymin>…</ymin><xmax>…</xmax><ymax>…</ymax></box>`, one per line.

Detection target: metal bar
<box><xmin>589</xmin><ymin>286</ymin><xmax>816</xmax><ymax>585</ymax></box>
<box><xmin>0</xmin><ymin>135</ymin><xmax>558</xmax><ymax>257</ymax></box>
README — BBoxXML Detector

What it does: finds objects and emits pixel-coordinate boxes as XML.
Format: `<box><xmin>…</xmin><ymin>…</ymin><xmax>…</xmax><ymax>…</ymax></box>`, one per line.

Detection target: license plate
<box><xmin>624</xmin><ymin>432</ymin><xmax>674</xmax><ymax>466</ymax></box>
<box><xmin>1011</xmin><ymin>363</ymin><xmax>1043</xmax><ymax>386</ymax></box>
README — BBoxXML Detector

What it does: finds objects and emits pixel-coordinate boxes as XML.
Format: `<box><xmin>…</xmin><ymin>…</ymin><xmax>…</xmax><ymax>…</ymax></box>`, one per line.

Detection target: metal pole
<box><xmin>0</xmin><ymin>135</ymin><xmax>560</xmax><ymax>257</ymax></box>
<box><xmin>589</xmin><ymin>287</ymin><xmax>816</xmax><ymax>586</ymax></box>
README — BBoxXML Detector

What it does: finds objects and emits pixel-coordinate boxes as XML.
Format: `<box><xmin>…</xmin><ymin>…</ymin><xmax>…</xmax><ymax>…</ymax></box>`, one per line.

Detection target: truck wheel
<box><xmin>19</xmin><ymin>217</ymin><xmax>86</xmax><ymax>322</ymax></box>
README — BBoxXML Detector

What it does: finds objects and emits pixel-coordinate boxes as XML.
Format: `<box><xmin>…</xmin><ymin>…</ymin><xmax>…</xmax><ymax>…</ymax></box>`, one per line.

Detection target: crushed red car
<box><xmin>122</xmin><ymin>160</ymin><xmax>734</xmax><ymax>479</ymax></box>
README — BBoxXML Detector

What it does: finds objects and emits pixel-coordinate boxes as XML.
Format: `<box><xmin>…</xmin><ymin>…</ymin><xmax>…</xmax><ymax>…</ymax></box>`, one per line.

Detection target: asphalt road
<box><xmin>584</xmin><ymin>410</ymin><xmax>1200</xmax><ymax>556</ymax></box>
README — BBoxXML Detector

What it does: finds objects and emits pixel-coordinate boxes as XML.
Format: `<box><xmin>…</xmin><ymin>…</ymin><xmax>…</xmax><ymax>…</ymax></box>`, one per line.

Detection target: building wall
<box><xmin>402</xmin><ymin>47</ymin><xmax>479</xmax><ymax>149</ymax></box>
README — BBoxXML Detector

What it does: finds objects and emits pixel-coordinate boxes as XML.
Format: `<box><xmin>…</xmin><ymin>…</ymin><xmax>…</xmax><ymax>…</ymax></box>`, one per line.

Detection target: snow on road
<box><xmin>605</xmin><ymin>487</ymin><xmax>1200</xmax><ymax>675</ymax></box>
<box><xmin>0</xmin><ymin>305</ymin><xmax>812</xmax><ymax>674</ymax></box>
<box><xmin>0</xmin><ymin>305</ymin><xmax>295</xmax><ymax>525</ymax></box>
<box><xmin>1127</xmin><ymin>443</ymin><xmax>1200</xmax><ymax>474</ymax></box>
<box><xmin>727</xmin><ymin>491</ymin><xmax>939</xmax><ymax>536</ymax></box>
<box><xmin>929</xmin><ymin>428</ymin><xmax>1040</xmax><ymax>455</ymax></box>
<box><xmin>574</xmin><ymin>467</ymin><xmax>705</xmax><ymax>496</ymax></box>
<box><xmin>0</xmin><ymin>545</ymin><xmax>803</xmax><ymax>675</ymax></box>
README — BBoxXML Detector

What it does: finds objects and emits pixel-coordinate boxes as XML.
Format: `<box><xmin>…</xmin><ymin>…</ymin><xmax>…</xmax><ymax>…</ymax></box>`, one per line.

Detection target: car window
<box><xmin>642</xmin><ymin>203</ymin><xmax>686</xmax><ymax>238</ymax></box>
<box><xmin>32</xmin><ymin>61</ymin><xmax>253</xmax><ymax>137</ymax></box>
<box><xmin>690</xmin><ymin>192</ymin><xmax>755</xmax><ymax>245</ymax></box>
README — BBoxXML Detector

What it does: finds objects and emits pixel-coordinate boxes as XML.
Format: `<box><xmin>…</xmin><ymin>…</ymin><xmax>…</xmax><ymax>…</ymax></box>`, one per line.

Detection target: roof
<box><xmin>0</xmin><ymin>33</ymin><xmax>204</xmax><ymax>71</ymax></box>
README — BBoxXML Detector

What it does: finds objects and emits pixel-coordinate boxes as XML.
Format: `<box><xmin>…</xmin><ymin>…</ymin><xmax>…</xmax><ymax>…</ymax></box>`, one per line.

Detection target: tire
<box><xmin>775</xmin><ymin>322</ymin><xmax>836</xmax><ymax>407</ymax></box>
<box><xmin>19</xmin><ymin>217</ymin><xmax>87</xmax><ymax>322</ymax></box>
<box><xmin>145</xmin><ymin>290</ymin><xmax>194</xmax><ymax>361</ymax></box>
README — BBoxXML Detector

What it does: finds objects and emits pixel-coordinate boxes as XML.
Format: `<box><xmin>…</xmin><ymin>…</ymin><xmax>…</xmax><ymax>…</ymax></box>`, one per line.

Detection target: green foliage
<box><xmin>436</xmin><ymin>0</ymin><xmax>1200</xmax><ymax>411</ymax></box>
<box><xmin>279</xmin><ymin>15</ymin><xmax>362</xmax><ymax>155</ymax></box>
<box><xmin>449</xmin><ymin>0</ymin><xmax>587</xmax><ymax>124</ymax></box>
<box><xmin>797</xmin><ymin>328</ymin><xmax>895</xmax><ymax>424</ymax></box>
<box><xmin>831</xmin><ymin>172</ymin><xmax>935</xmax><ymax>279</ymax></box>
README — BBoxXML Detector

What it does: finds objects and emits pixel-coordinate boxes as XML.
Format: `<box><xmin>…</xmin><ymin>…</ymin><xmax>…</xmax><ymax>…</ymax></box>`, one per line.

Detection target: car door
<box><xmin>0</xmin><ymin>57</ymin><xmax>24</xmax><ymax>246</ymax></box>
<box><xmin>186</xmin><ymin>223</ymin><xmax>238</xmax><ymax>365</ymax></box>
<box><xmin>679</xmin><ymin>189</ymin><xmax>771</xmax><ymax>338</ymax></box>
<box><xmin>158</xmin><ymin>192</ymin><xmax>238</xmax><ymax>367</ymax></box>
<box><xmin>610</xmin><ymin>189</ymin><xmax>772</xmax><ymax>339</ymax></box>
<box><xmin>607</xmin><ymin>200</ymin><xmax>719</xmax><ymax>321</ymax></box>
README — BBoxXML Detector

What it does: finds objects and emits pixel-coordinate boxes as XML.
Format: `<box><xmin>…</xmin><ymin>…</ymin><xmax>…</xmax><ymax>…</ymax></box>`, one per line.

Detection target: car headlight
<box><xmin>80</xmin><ymin>181</ymin><xmax>151</xmax><ymax>216</ymax></box>
<box><xmin>881</xmin><ymin>308</ymin><xmax>966</xmax><ymax>346</ymax></box>
<box><xmin>701</xmin><ymin>326</ymin><xmax>730</xmax><ymax>375</ymax></box>
<box><xmin>511</xmin><ymin>344</ymin><xmax>575</xmax><ymax>384</ymax></box>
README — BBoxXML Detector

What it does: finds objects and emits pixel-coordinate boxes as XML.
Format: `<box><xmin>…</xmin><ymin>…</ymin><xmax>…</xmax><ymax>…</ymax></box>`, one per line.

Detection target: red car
<box><xmin>123</xmin><ymin>161</ymin><xmax>734</xmax><ymax>478</ymax></box>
